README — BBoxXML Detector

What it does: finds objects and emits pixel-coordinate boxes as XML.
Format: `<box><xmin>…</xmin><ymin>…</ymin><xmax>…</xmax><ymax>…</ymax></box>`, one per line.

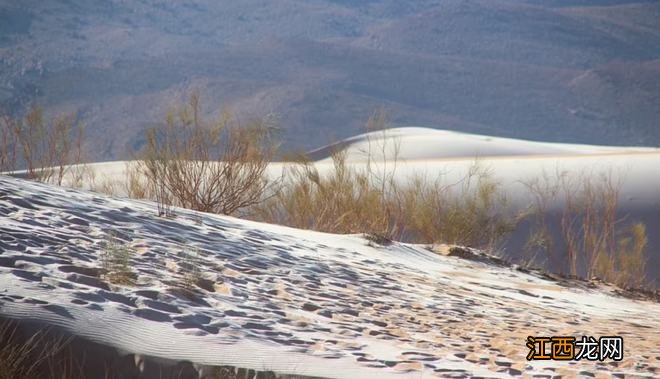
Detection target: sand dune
<box><xmin>307</xmin><ymin>127</ymin><xmax>660</xmax><ymax>162</ymax></box>
<box><xmin>0</xmin><ymin>176</ymin><xmax>658</xmax><ymax>377</ymax></box>
<box><xmin>10</xmin><ymin>127</ymin><xmax>659</xmax><ymax>284</ymax></box>
<box><xmin>42</xmin><ymin>127</ymin><xmax>660</xmax><ymax>201</ymax></box>
<box><xmin>306</xmin><ymin>128</ymin><xmax>660</xmax><ymax>283</ymax></box>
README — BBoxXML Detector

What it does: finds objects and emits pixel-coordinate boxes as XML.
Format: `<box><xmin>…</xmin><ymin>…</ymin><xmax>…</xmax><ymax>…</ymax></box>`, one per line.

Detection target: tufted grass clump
<box><xmin>100</xmin><ymin>232</ymin><xmax>136</xmax><ymax>285</ymax></box>
<box><xmin>179</xmin><ymin>249</ymin><xmax>205</xmax><ymax>290</ymax></box>
<box><xmin>0</xmin><ymin>319</ymin><xmax>72</xmax><ymax>379</ymax></box>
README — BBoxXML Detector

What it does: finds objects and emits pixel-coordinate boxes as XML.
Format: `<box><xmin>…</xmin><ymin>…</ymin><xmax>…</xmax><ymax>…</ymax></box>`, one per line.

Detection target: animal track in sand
<box><xmin>0</xmin><ymin>176</ymin><xmax>658</xmax><ymax>378</ymax></box>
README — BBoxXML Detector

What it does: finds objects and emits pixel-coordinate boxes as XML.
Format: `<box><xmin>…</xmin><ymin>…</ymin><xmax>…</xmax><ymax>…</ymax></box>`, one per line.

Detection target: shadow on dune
<box><xmin>0</xmin><ymin>317</ymin><xmax>320</xmax><ymax>379</ymax></box>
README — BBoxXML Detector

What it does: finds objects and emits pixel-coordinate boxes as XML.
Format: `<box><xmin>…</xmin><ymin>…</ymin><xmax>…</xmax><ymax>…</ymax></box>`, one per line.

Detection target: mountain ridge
<box><xmin>1</xmin><ymin>0</ymin><xmax>659</xmax><ymax>160</ymax></box>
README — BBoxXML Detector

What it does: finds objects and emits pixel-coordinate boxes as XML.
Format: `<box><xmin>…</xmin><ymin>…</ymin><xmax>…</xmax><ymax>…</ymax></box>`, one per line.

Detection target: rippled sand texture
<box><xmin>0</xmin><ymin>176</ymin><xmax>658</xmax><ymax>378</ymax></box>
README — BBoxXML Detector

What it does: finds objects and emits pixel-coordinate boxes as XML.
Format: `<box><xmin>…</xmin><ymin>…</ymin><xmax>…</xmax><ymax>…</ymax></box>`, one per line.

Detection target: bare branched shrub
<box><xmin>0</xmin><ymin>105</ymin><xmax>85</xmax><ymax>185</ymax></box>
<box><xmin>252</xmin><ymin>112</ymin><xmax>405</xmax><ymax>240</ymax></box>
<box><xmin>66</xmin><ymin>163</ymin><xmax>96</xmax><ymax>190</ymax></box>
<box><xmin>607</xmin><ymin>222</ymin><xmax>648</xmax><ymax>288</ymax></box>
<box><xmin>522</xmin><ymin>170</ymin><xmax>649</xmax><ymax>288</ymax></box>
<box><xmin>140</xmin><ymin>92</ymin><xmax>278</xmax><ymax>216</ymax></box>
<box><xmin>560</xmin><ymin>171</ymin><xmax>620</xmax><ymax>278</ymax></box>
<box><xmin>402</xmin><ymin>163</ymin><xmax>517</xmax><ymax>250</ymax></box>
<box><xmin>0</xmin><ymin>115</ymin><xmax>19</xmax><ymax>175</ymax></box>
<box><xmin>520</xmin><ymin>168</ymin><xmax>568</xmax><ymax>268</ymax></box>
<box><xmin>255</xmin><ymin>158</ymin><xmax>515</xmax><ymax>250</ymax></box>
<box><xmin>97</xmin><ymin>179</ymin><xmax>121</xmax><ymax>197</ymax></box>
<box><xmin>252</xmin><ymin>112</ymin><xmax>516</xmax><ymax>249</ymax></box>
<box><xmin>124</xmin><ymin>161</ymin><xmax>152</xmax><ymax>200</ymax></box>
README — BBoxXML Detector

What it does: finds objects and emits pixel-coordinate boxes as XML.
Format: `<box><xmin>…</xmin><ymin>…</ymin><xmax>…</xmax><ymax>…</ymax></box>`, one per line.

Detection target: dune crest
<box><xmin>307</xmin><ymin>127</ymin><xmax>660</xmax><ymax>162</ymax></box>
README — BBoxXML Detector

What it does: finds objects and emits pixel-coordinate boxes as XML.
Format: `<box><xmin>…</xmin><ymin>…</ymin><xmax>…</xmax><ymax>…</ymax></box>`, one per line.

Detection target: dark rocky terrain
<box><xmin>1</xmin><ymin>0</ymin><xmax>659</xmax><ymax>160</ymax></box>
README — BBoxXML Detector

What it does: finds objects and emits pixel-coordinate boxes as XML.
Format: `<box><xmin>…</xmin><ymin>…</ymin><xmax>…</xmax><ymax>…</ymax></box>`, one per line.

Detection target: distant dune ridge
<box><xmin>306</xmin><ymin>127</ymin><xmax>660</xmax><ymax>161</ymax></box>
<box><xmin>309</xmin><ymin>128</ymin><xmax>660</xmax><ymax>287</ymax></box>
<box><xmin>0</xmin><ymin>175</ymin><xmax>658</xmax><ymax>377</ymax></box>
<box><xmin>1</xmin><ymin>0</ymin><xmax>659</xmax><ymax>161</ymax></box>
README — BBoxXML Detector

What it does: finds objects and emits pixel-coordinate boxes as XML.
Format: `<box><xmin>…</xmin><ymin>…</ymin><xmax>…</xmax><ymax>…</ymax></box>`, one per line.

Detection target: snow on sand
<box><xmin>0</xmin><ymin>176</ymin><xmax>658</xmax><ymax>378</ymax></box>
<box><xmin>49</xmin><ymin>128</ymin><xmax>660</xmax><ymax>281</ymax></box>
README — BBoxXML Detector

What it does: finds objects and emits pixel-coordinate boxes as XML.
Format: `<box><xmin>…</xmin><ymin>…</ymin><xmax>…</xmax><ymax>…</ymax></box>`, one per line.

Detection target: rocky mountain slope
<box><xmin>1</xmin><ymin>0</ymin><xmax>659</xmax><ymax>160</ymax></box>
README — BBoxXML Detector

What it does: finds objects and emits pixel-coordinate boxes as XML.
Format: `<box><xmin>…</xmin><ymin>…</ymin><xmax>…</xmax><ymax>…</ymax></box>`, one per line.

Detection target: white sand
<box><xmin>308</xmin><ymin>127</ymin><xmax>659</xmax><ymax>162</ymax></box>
<box><xmin>46</xmin><ymin>127</ymin><xmax>660</xmax><ymax>208</ymax></box>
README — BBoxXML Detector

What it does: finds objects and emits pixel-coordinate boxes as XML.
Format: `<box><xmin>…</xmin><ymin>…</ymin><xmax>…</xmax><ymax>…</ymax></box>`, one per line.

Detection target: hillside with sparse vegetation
<box><xmin>1</xmin><ymin>0</ymin><xmax>659</xmax><ymax>161</ymax></box>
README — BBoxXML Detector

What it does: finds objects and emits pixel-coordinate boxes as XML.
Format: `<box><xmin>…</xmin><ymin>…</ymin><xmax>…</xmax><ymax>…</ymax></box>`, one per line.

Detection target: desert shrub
<box><xmin>0</xmin><ymin>114</ymin><xmax>19</xmax><ymax>175</ymax></box>
<box><xmin>66</xmin><ymin>163</ymin><xmax>96</xmax><ymax>190</ymax></box>
<box><xmin>140</xmin><ymin>91</ymin><xmax>278</xmax><ymax>216</ymax></box>
<box><xmin>100</xmin><ymin>232</ymin><xmax>136</xmax><ymax>285</ymax></box>
<box><xmin>252</xmin><ymin>114</ymin><xmax>516</xmax><ymax>250</ymax></box>
<box><xmin>402</xmin><ymin>164</ymin><xmax>517</xmax><ymax>250</ymax></box>
<box><xmin>561</xmin><ymin>171</ymin><xmax>620</xmax><ymax>278</ymax></box>
<box><xmin>253</xmin><ymin>149</ymin><xmax>403</xmax><ymax>240</ymax></box>
<box><xmin>606</xmin><ymin>222</ymin><xmax>648</xmax><ymax>288</ymax></box>
<box><xmin>520</xmin><ymin>170</ymin><xmax>561</xmax><ymax>268</ymax></box>
<box><xmin>91</xmin><ymin>178</ymin><xmax>121</xmax><ymax>197</ymax></box>
<box><xmin>522</xmin><ymin>170</ymin><xmax>649</xmax><ymax>288</ymax></box>
<box><xmin>0</xmin><ymin>105</ymin><xmax>85</xmax><ymax>185</ymax></box>
<box><xmin>252</xmin><ymin>112</ymin><xmax>405</xmax><ymax>240</ymax></box>
<box><xmin>124</xmin><ymin>161</ymin><xmax>152</xmax><ymax>200</ymax></box>
<box><xmin>254</xmin><ymin>158</ymin><xmax>515</xmax><ymax>250</ymax></box>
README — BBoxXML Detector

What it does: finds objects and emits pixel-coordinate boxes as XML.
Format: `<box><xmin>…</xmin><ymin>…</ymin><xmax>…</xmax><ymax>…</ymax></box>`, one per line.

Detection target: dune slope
<box><xmin>0</xmin><ymin>176</ymin><xmax>658</xmax><ymax>378</ymax></box>
<box><xmin>8</xmin><ymin>127</ymin><xmax>660</xmax><ymax>285</ymax></box>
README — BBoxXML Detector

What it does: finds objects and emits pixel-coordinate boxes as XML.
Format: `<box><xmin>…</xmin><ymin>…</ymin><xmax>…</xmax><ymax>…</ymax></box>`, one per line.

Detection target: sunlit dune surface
<box><xmin>1</xmin><ymin>176</ymin><xmax>657</xmax><ymax>377</ymax></box>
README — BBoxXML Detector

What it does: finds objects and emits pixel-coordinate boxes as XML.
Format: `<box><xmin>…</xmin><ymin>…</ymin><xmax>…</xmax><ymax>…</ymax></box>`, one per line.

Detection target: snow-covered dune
<box><xmin>42</xmin><ymin>127</ymin><xmax>660</xmax><ymax>204</ymax></box>
<box><xmin>307</xmin><ymin>127</ymin><xmax>660</xmax><ymax>162</ymax></box>
<box><xmin>306</xmin><ymin>128</ymin><xmax>660</xmax><ymax>283</ymax></box>
<box><xmin>12</xmin><ymin>127</ymin><xmax>660</xmax><ymax>284</ymax></box>
<box><xmin>0</xmin><ymin>176</ymin><xmax>658</xmax><ymax>378</ymax></box>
